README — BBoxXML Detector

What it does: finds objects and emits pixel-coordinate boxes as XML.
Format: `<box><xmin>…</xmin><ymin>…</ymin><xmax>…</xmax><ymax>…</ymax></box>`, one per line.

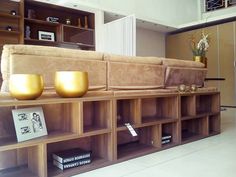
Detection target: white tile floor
<box><xmin>73</xmin><ymin>108</ymin><xmax>236</xmax><ymax>177</ymax></box>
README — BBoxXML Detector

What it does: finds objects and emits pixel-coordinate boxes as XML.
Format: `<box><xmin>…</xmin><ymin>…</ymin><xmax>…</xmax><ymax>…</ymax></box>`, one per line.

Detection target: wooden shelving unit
<box><xmin>23</xmin><ymin>0</ymin><xmax>95</xmax><ymax>50</ymax></box>
<box><xmin>0</xmin><ymin>0</ymin><xmax>24</xmax><ymax>84</ymax></box>
<box><xmin>0</xmin><ymin>91</ymin><xmax>220</xmax><ymax>176</ymax></box>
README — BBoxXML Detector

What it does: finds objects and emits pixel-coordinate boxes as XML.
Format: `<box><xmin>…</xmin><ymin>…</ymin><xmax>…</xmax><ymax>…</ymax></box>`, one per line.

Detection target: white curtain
<box><xmin>103</xmin><ymin>15</ymin><xmax>136</xmax><ymax>56</ymax></box>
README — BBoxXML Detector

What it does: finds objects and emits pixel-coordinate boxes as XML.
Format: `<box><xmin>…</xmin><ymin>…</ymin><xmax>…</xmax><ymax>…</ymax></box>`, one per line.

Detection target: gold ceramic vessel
<box><xmin>54</xmin><ymin>71</ymin><xmax>88</xmax><ymax>98</ymax></box>
<box><xmin>9</xmin><ymin>74</ymin><xmax>44</xmax><ymax>100</ymax></box>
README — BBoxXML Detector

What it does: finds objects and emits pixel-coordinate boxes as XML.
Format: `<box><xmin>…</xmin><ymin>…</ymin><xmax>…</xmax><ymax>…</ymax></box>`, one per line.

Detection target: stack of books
<box><xmin>53</xmin><ymin>148</ymin><xmax>92</xmax><ymax>170</ymax></box>
<box><xmin>161</xmin><ymin>133</ymin><xmax>172</xmax><ymax>145</ymax></box>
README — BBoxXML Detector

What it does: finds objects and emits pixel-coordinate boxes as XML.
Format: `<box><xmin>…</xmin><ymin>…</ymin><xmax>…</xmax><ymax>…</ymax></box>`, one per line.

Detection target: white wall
<box><xmin>47</xmin><ymin>0</ymin><xmax>199</xmax><ymax>28</ymax></box>
<box><xmin>135</xmin><ymin>0</ymin><xmax>199</xmax><ymax>27</ymax></box>
<box><xmin>136</xmin><ymin>28</ymin><xmax>165</xmax><ymax>57</ymax></box>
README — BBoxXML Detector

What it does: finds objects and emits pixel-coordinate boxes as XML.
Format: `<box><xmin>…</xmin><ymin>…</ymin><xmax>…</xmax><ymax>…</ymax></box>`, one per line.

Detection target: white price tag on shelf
<box><xmin>125</xmin><ymin>123</ymin><xmax>138</xmax><ymax>137</ymax></box>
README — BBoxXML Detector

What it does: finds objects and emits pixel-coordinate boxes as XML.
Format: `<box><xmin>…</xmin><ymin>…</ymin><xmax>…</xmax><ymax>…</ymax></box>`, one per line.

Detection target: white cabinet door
<box><xmin>103</xmin><ymin>15</ymin><xmax>136</xmax><ymax>56</ymax></box>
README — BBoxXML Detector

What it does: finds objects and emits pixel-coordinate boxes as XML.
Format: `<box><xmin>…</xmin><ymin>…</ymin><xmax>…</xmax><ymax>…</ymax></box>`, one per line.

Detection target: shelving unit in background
<box><xmin>24</xmin><ymin>0</ymin><xmax>95</xmax><ymax>50</ymax></box>
<box><xmin>0</xmin><ymin>0</ymin><xmax>24</xmax><ymax>83</ymax></box>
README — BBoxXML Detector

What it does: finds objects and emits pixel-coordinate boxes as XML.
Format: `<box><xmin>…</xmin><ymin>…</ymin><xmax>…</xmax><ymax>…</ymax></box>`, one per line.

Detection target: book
<box><xmin>162</xmin><ymin>139</ymin><xmax>171</xmax><ymax>145</ymax></box>
<box><xmin>162</xmin><ymin>133</ymin><xmax>172</xmax><ymax>140</ymax></box>
<box><xmin>53</xmin><ymin>158</ymin><xmax>91</xmax><ymax>170</ymax></box>
<box><xmin>53</xmin><ymin>148</ymin><xmax>91</xmax><ymax>164</ymax></box>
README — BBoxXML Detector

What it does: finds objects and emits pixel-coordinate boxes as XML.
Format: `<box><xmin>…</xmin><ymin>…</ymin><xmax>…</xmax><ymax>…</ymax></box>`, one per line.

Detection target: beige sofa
<box><xmin>1</xmin><ymin>44</ymin><xmax>207</xmax><ymax>93</ymax></box>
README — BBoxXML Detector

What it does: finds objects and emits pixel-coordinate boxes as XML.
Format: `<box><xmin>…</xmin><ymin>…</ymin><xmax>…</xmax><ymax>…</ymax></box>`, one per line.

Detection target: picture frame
<box><xmin>38</xmin><ymin>30</ymin><xmax>55</xmax><ymax>41</ymax></box>
<box><xmin>12</xmin><ymin>107</ymin><xmax>48</xmax><ymax>142</ymax></box>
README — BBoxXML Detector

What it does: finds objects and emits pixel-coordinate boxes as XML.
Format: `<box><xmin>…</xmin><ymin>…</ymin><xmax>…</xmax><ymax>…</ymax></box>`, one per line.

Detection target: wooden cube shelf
<box><xmin>116</xmin><ymin>125</ymin><xmax>159</xmax><ymax>160</ymax></box>
<box><xmin>180</xmin><ymin>95</ymin><xmax>195</xmax><ymax>118</ymax></box>
<box><xmin>116</xmin><ymin>99</ymin><xmax>140</xmax><ymax>127</ymax></box>
<box><xmin>161</xmin><ymin>122</ymin><xmax>179</xmax><ymax>148</ymax></box>
<box><xmin>47</xmin><ymin>134</ymin><xmax>112</xmax><ymax>177</ymax></box>
<box><xmin>83</xmin><ymin>100</ymin><xmax>112</xmax><ymax>133</ymax></box>
<box><xmin>181</xmin><ymin>117</ymin><xmax>208</xmax><ymax>143</ymax></box>
<box><xmin>0</xmin><ymin>91</ymin><xmax>220</xmax><ymax>176</ymax></box>
<box><xmin>141</xmin><ymin>96</ymin><xmax>178</xmax><ymax>123</ymax></box>
<box><xmin>0</xmin><ymin>145</ymin><xmax>46</xmax><ymax>177</ymax></box>
<box><xmin>209</xmin><ymin>114</ymin><xmax>221</xmax><ymax>135</ymax></box>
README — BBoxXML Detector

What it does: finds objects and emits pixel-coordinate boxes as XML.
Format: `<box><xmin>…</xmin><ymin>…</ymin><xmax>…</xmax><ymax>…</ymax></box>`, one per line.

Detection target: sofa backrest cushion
<box><xmin>1</xmin><ymin>45</ymin><xmax>106</xmax><ymax>92</ymax></box>
<box><xmin>165</xmin><ymin>66</ymin><xmax>207</xmax><ymax>87</ymax></box>
<box><xmin>162</xmin><ymin>58</ymin><xmax>205</xmax><ymax>68</ymax></box>
<box><xmin>104</xmin><ymin>53</ymin><xmax>162</xmax><ymax>65</ymax></box>
<box><xmin>107</xmin><ymin>61</ymin><xmax>165</xmax><ymax>90</ymax></box>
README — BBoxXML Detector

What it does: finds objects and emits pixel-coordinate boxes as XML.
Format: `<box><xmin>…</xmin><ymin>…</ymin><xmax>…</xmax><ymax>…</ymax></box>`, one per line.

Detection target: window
<box><xmin>205</xmin><ymin>0</ymin><xmax>236</xmax><ymax>11</ymax></box>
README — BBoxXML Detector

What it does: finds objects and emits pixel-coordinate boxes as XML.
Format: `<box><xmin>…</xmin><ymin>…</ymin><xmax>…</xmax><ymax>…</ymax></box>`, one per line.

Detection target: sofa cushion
<box><xmin>1</xmin><ymin>45</ymin><xmax>106</xmax><ymax>92</ymax></box>
<box><xmin>108</xmin><ymin>61</ymin><xmax>165</xmax><ymax>90</ymax></box>
<box><xmin>162</xmin><ymin>58</ymin><xmax>205</xmax><ymax>68</ymax></box>
<box><xmin>2</xmin><ymin>45</ymin><xmax>103</xmax><ymax>60</ymax></box>
<box><xmin>165</xmin><ymin>66</ymin><xmax>207</xmax><ymax>87</ymax></box>
<box><xmin>104</xmin><ymin>53</ymin><xmax>162</xmax><ymax>65</ymax></box>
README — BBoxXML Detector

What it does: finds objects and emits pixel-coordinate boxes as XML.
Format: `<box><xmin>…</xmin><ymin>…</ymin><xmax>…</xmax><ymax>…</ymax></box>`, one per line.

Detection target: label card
<box><xmin>125</xmin><ymin>123</ymin><xmax>138</xmax><ymax>137</ymax></box>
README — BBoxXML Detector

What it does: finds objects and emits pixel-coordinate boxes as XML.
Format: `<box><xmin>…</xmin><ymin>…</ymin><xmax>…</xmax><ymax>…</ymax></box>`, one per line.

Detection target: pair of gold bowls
<box><xmin>9</xmin><ymin>71</ymin><xmax>88</xmax><ymax>100</ymax></box>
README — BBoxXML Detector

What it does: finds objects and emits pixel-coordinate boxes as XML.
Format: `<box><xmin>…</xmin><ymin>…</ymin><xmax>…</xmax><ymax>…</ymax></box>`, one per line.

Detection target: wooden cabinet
<box><xmin>0</xmin><ymin>91</ymin><xmax>220</xmax><ymax>177</ymax></box>
<box><xmin>166</xmin><ymin>21</ymin><xmax>236</xmax><ymax>106</ymax></box>
<box><xmin>0</xmin><ymin>0</ymin><xmax>95</xmax><ymax>51</ymax></box>
<box><xmin>218</xmin><ymin>22</ymin><xmax>235</xmax><ymax>106</ymax></box>
<box><xmin>0</xmin><ymin>0</ymin><xmax>24</xmax><ymax>83</ymax></box>
<box><xmin>24</xmin><ymin>0</ymin><xmax>95</xmax><ymax>50</ymax></box>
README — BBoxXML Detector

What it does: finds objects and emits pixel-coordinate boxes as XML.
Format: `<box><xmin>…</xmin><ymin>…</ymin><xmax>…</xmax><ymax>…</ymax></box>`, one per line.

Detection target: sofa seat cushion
<box><xmin>162</xmin><ymin>58</ymin><xmax>205</xmax><ymax>68</ymax></box>
<box><xmin>108</xmin><ymin>61</ymin><xmax>165</xmax><ymax>90</ymax></box>
<box><xmin>165</xmin><ymin>66</ymin><xmax>207</xmax><ymax>87</ymax></box>
<box><xmin>104</xmin><ymin>53</ymin><xmax>162</xmax><ymax>65</ymax></box>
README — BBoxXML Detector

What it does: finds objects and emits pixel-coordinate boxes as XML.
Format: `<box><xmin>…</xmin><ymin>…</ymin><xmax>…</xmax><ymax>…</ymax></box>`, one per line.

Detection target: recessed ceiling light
<box><xmin>73</xmin><ymin>4</ymin><xmax>77</xmax><ymax>7</ymax></box>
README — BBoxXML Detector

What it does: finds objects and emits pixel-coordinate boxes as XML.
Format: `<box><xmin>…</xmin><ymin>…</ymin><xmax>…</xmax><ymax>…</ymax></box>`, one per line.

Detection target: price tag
<box><xmin>125</xmin><ymin>123</ymin><xmax>138</xmax><ymax>137</ymax></box>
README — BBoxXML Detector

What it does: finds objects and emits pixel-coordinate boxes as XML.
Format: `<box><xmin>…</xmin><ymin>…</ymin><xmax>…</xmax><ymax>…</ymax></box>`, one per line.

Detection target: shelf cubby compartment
<box><xmin>24</xmin><ymin>19</ymin><xmax>60</xmax><ymax>42</ymax></box>
<box><xmin>47</xmin><ymin>133</ymin><xmax>112</xmax><ymax>176</ymax></box>
<box><xmin>161</xmin><ymin>122</ymin><xmax>179</xmax><ymax>147</ymax></box>
<box><xmin>196</xmin><ymin>93</ymin><xmax>220</xmax><ymax>115</ymax></box>
<box><xmin>141</xmin><ymin>96</ymin><xmax>178</xmax><ymax>123</ymax></box>
<box><xmin>63</xmin><ymin>25</ymin><xmax>94</xmax><ymax>46</ymax></box>
<box><xmin>117</xmin><ymin>125</ymin><xmax>160</xmax><ymax>160</ymax></box>
<box><xmin>180</xmin><ymin>95</ymin><xmax>196</xmax><ymax>118</ymax></box>
<box><xmin>209</xmin><ymin>114</ymin><xmax>220</xmax><ymax>135</ymax></box>
<box><xmin>83</xmin><ymin>100</ymin><xmax>112</xmax><ymax>133</ymax></box>
<box><xmin>181</xmin><ymin>117</ymin><xmax>208</xmax><ymax>143</ymax></box>
<box><xmin>116</xmin><ymin>99</ymin><xmax>140</xmax><ymax>128</ymax></box>
<box><xmin>0</xmin><ymin>103</ymin><xmax>80</xmax><ymax>149</ymax></box>
<box><xmin>0</xmin><ymin>144</ymin><xmax>46</xmax><ymax>177</ymax></box>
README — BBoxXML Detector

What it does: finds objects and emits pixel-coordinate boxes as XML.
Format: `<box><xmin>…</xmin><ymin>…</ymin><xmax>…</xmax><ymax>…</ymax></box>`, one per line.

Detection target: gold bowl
<box><xmin>54</xmin><ymin>71</ymin><xmax>88</xmax><ymax>98</ymax></box>
<box><xmin>9</xmin><ymin>74</ymin><xmax>44</xmax><ymax>100</ymax></box>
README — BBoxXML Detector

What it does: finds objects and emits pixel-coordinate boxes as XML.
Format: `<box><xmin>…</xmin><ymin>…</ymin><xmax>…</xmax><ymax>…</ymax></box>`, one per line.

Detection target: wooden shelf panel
<box><xmin>116</xmin><ymin>117</ymin><xmax>178</xmax><ymax>131</ymax></box>
<box><xmin>24</xmin><ymin>18</ymin><xmax>60</xmax><ymax>26</ymax></box>
<box><xmin>0</xmin><ymin>29</ymin><xmax>20</xmax><ymax>34</ymax></box>
<box><xmin>24</xmin><ymin>38</ymin><xmax>58</xmax><ymax>45</ymax></box>
<box><xmin>48</xmin><ymin>157</ymin><xmax>111</xmax><ymax>177</ymax></box>
<box><xmin>142</xmin><ymin>116</ymin><xmax>178</xmax><ymax>124</ymax></box>
<box><xmin>62</xmin><ymin>24</ymin><xmax>94</xmax><ymax>31</ymax></box>
<box><xmin>181</xmin><ymin>133</ymin><xmax>206</xmax><ymax>144</ymax></box>
<box><xmin>0</xmin><ymin>93</ymin><xmax>113</xmax><ymax>107</ymax></box>
<box><xmin>82</xmin><ymin>128</ymin><xmax>112</xmax><ymax>137</ymax></box>
<box><xmin>0</xmin><ymin>12</ymin><xmax>21</xmax><ymax>19</ymax></box>
<box><xmin>117</xmin><ymin>142</ymin><xmax>157</xmax><ymax>160</ymax></box>
<box><xmin>0</xmin><ymin>131</ymin><xmax>77</xmax><ymax>152</ymax></box>
<box><xmin>0</xmin><ymin>165</ymin><xmax>36</xmax><ymax>177</ymax></box>
<box><xmin>181</xmin><ymin>114</ymin><xmax>208</xmax><ymax>121</ymax></box>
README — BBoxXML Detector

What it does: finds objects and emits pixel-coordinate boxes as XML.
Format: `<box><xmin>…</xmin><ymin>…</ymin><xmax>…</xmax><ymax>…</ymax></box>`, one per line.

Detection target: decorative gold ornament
<box><xmin>9</xmin><ymin>74</ymin><xmax>44</xmax><ymax>100</ymax></box>
<box><xmin>54</xmin><ymin>71</ymin><xmax>88</xmax><ymax>98</ymax></box>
